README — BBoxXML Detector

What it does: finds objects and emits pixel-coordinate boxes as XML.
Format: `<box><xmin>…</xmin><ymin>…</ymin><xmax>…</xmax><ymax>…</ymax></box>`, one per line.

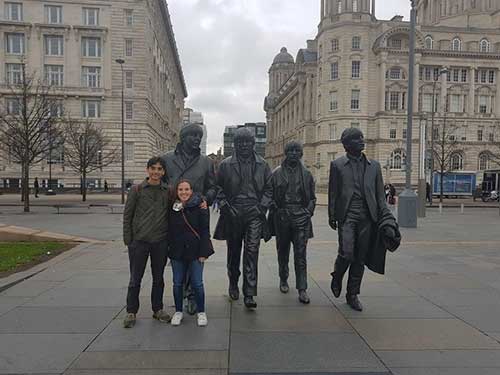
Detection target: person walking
<box><xmin>34</xmin><ymin>177</ymin><xmax>39</xmax><ymax>198</ymax></box>
<box><xmin>169</xmin><ymin>179</ymin><xmax>214</xmax><ymax>327</ymax></box>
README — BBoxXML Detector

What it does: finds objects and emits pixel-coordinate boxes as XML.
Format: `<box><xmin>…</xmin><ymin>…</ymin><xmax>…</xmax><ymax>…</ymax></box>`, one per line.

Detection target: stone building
<box><xmin>0</xmin><ymin>0</ymin><xmax>187</xmax><ymax>189</ymax></box>
<box><xmin>264</xmin><ymin>0</ymin><xmax>500</xmax><ymax>190</ymax></box>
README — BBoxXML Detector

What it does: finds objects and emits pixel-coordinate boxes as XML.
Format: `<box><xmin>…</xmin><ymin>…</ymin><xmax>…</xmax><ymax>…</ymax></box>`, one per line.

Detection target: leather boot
<box><xmin>298</xmin><ymin>289</ymin><xmax>310</xmax><ymax>304</ymax></box>
<box><xmin>279</xmin><ymin>279</ymin><xmax>289</xmax><ymax>294</ymax></box>
<box><xmin>228</xmin><ymin>283</ymin><xmax>239</xmax><ymax>301</ymax></box>
<box><xmin>346</xmin><ymin>294</ymin><xmax>363</xmax><ymax>311</ymax></box>
<box><xmin>244</xmin><ymin>296</ymin><xmax>257</xmax><ymax>309</ymax></box>
<box><xmin>330</xmin><ymin>257</ymin><xmax>349</xmax><ymax>298</ymax></box>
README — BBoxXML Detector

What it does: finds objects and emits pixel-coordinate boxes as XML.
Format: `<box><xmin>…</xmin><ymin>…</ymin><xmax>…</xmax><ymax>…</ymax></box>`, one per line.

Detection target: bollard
<box><xmin>439</xmin><ymin>203</ymin><xmax>443</xmax><ymax>214</ymax></box>
<box><xmin>461</xmin><ymin>203</ymin><xmax>464</xmax><ymax>214</ymax></box>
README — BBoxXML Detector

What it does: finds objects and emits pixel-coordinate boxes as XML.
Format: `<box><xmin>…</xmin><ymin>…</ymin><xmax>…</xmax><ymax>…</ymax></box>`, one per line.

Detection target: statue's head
<box><xmin>233</xmin><ymin>128</ymin><xmax>255</xmax><ymax>159</ymax></box>
<box><xmin>284</xmin><ymin>141</ymin><xmax>303</xmax><ymax>165</ymax></box>
<box><xmin>341</xmin><ymin>127</ymin><xmax>365</xmax><ymax>156</ymax></box>
<box><xmin>179</xmin><ymin>124</ymin><xmax>203</xmax><ymax>153</ymax></box>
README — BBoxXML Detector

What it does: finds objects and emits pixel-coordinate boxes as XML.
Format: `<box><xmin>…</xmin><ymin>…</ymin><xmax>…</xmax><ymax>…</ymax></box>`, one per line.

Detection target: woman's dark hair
<box><xmin>169</xmin><ymin>178</ymin><xmax>193</xmax><ymax>204</ymax></box>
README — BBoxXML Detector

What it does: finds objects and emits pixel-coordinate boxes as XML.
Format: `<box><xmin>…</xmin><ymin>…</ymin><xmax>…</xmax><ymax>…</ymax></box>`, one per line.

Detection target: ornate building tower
<box><xmin>416</xmin><ymin>0</ymin><xmax>500</xmax><ymax>27</ymax></box>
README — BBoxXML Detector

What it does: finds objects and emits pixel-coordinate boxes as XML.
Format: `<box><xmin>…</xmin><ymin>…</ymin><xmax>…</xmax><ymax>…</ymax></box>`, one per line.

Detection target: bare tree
<box><xmin>0</xmin><ymin>63</ymin><xmax>63</xmax><ymax>212</ymax></box>
<box><xmin>63</xmin><ymin>117</ymin><xmax>118</xmax><ymax>202</ymax></box>
<box><xmin>431</xmin><ymin>114</ymin><xmax>461</xmax><ymax>203</ymax></box>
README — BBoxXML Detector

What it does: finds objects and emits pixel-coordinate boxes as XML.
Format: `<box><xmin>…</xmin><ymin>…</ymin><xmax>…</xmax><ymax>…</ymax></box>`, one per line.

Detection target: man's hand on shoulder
<box><xmin>329</xmin><ymin>219</ymin><xmax>337</xmax><ymax>231</ymax></box>
<box><xmin>199</xmin><ymin>200</ymin><xmax>208</xmax><ymax>210</ymax></box>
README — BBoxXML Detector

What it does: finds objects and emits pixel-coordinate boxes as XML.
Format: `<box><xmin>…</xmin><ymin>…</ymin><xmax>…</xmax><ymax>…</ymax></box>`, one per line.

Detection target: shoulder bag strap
<box><xmin>181</xmin><ymin>210</ymin><xmax>201</xmax><ymax>240</ymax></box>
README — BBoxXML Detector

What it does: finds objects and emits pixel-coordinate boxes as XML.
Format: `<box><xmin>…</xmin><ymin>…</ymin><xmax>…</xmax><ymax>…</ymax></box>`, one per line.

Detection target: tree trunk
<box><xmin>23</xmin><ymin>163</ymin><xmax>30</xmax><ymax>212</ymax></box>
<box><xmin>440</xmin><ymin>169</ymin><xmax>444</xmax><ymax>203</ymax></box>
<box><xmin>82</xmin><ymin>171</ymin><xmax>87</xmax><ymax>202</ymax></box>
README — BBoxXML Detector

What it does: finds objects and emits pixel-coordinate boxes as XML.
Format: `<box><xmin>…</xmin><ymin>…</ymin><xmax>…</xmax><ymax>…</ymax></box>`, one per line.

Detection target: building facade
<box><xmin>183</xmin><ymin>107</ymin><xmax>207</xmax><ymax>155</ymax></box>
<box><xmin>265</xmin><ymin>0</ymin><xmax>500</xmax><ymax>190</ymax></box>
<box><xmin>223</xmin><ymin>122</ymin><xmax>266</xmax><ymax>158</ymax></box>
<box><xmin>0</xmin><ymin>0</ymin><xmax>187</xmax><ymax>189</ymax></box>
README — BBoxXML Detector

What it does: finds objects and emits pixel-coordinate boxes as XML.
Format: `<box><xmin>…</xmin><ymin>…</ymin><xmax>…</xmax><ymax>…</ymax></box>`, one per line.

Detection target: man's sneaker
<box><xmin>170</xmin><ymin>312</ymin><xmax>183</xmax><ymax>326</ymax></box>
<box><xmin>197</xmin><ymin>312</ymin><xmax>208</xmax><ymax>327</ymax></box>
<box><xmin>152</xmin><ymin>309</ymin><xmax>171</xmax><ymax>323</ymax></box>
<box><xmin>123</xmin><ymin>313</ymin><xmax>136</xmax><ymax>328</ymax></box>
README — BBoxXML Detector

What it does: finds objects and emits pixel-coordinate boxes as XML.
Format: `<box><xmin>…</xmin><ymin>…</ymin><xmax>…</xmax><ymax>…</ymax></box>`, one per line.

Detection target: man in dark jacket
<box><xmin>161</xmin><ymin>123</ymin><xmax>217</xmax><ymax>314</ymax></box>
<box><xmin>328</xmin><ymin>128</ymin><xmax>397</xmax><ymax>311</ymax></box>
<box><xmin>214</xmin><ymin>128</ymin><xmax>272</xmax><ymax>309</ymax></box>
<box><xmin>268</xmin><ymin>141</ymin><xmax>316</xmax><ymax>304</ymax></box>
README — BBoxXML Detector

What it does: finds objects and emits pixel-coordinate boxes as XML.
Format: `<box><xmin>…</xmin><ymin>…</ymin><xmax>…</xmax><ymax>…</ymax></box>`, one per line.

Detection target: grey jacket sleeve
<box><xmin>328</xmin><ymin>161</ymin><xmax>338</xmax><ymax>222</ymax></box>
<box><xmin>123</xmin><ymin>188</ymin><xmax>138</xmax><ymax>246</ymax></box>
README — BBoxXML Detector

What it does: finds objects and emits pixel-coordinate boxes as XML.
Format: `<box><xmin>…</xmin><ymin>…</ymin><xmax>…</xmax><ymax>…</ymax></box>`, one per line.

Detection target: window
<box><xmin>329</xmin><ymin>124</ymin><xmax>336</xmax><ymax>139</ymax></box>
<box><xmin>352</xmin><ymin>0</ymin><xmax>358</xmax><ymax>12</ymax></box>
<box><xmin>425</xmin><ymin>36</ymin><xmax>433</xmax><ymax>49</ymax></box>
<box><xmin>83</xmin><ymin>8</ymin><xmax>99</xmax><ymax>26</ymax></box>
<box><xmin>351</xmin><ymin>90</ymin><xmax>360</xmax><ymax>110</ymax></box>
<box><xmin>5</xmin><ymin>2</ymin><xmax>22</xmax><ymax>21</ymax></box>
<box><xmin>49</xmin><ymin>100</ymin><xmax>64</xmax><ymax>118</ymax></box>
<box><xmin>6</xmin><ymin>98</ymin><xmax>21</xmax><ymax>115</ymax></box>
<box><xmin>316</xmin><ymin>125</ymin><xmax>321</xmax><ymax>140</ymax></box>
<box><xmin>317</xmin><ymin>94</ymin><xmax>322</xmax><ymax>114</ymax></box>
<box><xmin>82</xmin><ymin>100</ymin><xmax>101</xmax><ymax>118</ymax></box>
<box><xmin>5</xmin><ymin>33</ymin><xmax>24</xmax><ymax>54</ymax></box>
<box><xmin>461</xmin><ymin>69</ymin><xmax>468</xmax><ymax>82</ymax></box>
<box><xmin>480</xmin><ymin>39</ymin><xmax>490</xmax><ymax>53</ymax></box>
<box><xmin>125</xmin><ymin>39</ymin><xmax>133</xmax><ymax>57</ymax></box>
<box><xmin>337</xmin><ymin>1</ymin><xmax>342</xmax><ymax>13</ymax></box>
<box><xmin>390</xmin><ymin>149</ymin><xmax>405</xmax><ymax>169</ymax></box>
<box><xmin>488</xmin><ymin>132</ymin><xmax>495</xmax><ymax>142</ymax></box>
<box><xmin>389</xmin><ymin>129</ymin><xmax>397</xmax><ymax>139</ymax></box>
<box><xmin>81</xmin><ymin>66</ymin><xmax>101</xmax><ymax>88</ymax></box>
<box><xmin>331</xmin><ymin>39</ymin><xmax>339</xmax><ymax>51</ymax></box>
<box><xmin>390</xmin><ymin>39</ymin><xmax>402</xmax><ymax>49</ymax></box>
<box><xmin>44</xmin><ymin>35</ymin><xmax>64</xmax><ymax>56</ymax></box>
<box><xmin>328</xmin><ymin>152</ymin><xmax>336</xmax><ymax>161</ymax></box>
<box><xmin>125</xmin><ymin>101</ymin><xmax>133</xmax><ymax>119</ymax></box>
<box><xmin>402</xmin><ymin>129</ymin><xmax>407</xmax><ymax>139</ymax></box>
<box><xmin>124</xmin><ymin>142</ymin><xmax>134</xmax><ymax>161</ymax></box>
<box><xmin>329</xmin><ymin>91</ymin><xmax>338</xmax><ymax>111</ymax></box>
<box><xmin>479</xmin><ymin>153</ymin><xmax>490</xmax><ymax>170</ymax></box>
<box><xmin>351</xmin><ymin>61</ymin><xmax>361</xmax><ymax>78</ymax></box>
<box><xmin>478</xmin><ymin>129</ymin><xmax>483</xmax><ymax>141</ymax></box>
<box><xmin>125</xmin><ymin>9</ymin><xmax>134</xmax><ymax>26</ymax></box>
<box><xmin>6</xmin><ymin>63</ymin><xmax>23</xmax><ymax>84</ymax></box>
<box><xmin>45</xmin><ymin>5</ymin><xmax>62</xmax><ymax>24</ymax></box>
<box><xmin>388</xmin><ymin>67</ymin><xmax>404</xmax><ymax>80</ymax></box>
<box><xmin>451</xmin><ymin>153</ymin><xmax>463</xmax><ymax>170</ymax></box>
<box><xmin>81</xmin><ymin>37</ymin><xmax>101</xmax><ymax>57</ymax></box>
<box><xmin>45</xmin><ymin>65</ymin><xmax>64</xmax><ymax>86</ymax></box>
<box><xmin>450</xmin><ymin>94</ymin><xmax>461</xmax><ymax>112</ymax></box>
<box><xmin>352</xmin><ymin>36</ymin><xmax>361</xmax><ymax>50</ymax></box>
<box><xmin>479</xmin><ymin>95</ymin><xmax>489</xmax><ymax>113</ymax></box>
<box><xmin>489</xmin><ymin>70</ymin><xmax>495</xmax><ymax>84</ymax></box>
<box><xmin>351</xmin><ymin>122</ymin><xmax>360</xmax><ymax>129</ymax></box>
<box><xmin>330</xmin><ymin>62</ymin><xmax>339</xmax><ymax>80</ymax></box>
<box><xmin>389</xmin><ymin>92</ymin><xmax>400</xmax><ymax>110</ymax></box>
<box><xmin>125</xmin><ymin>71</ymin><xmax>133</xmax><ymax>88</ymax></box>
<box><xmin>47</xmin><ymin>141</ymin><xmax>64</xmax><ymax>164</ymax></box>
<box><xmin>316</xmin><ymin>153</ymin><xmax>321</xmax><ymax>165</ymax></box>
<box><xmin>422</xmin><ymin>94</ymin><xmax>436</xmax><ymax>112</ymax></box>
<box><xmin>451</xmin><ymin>38</ymin><xmax>461</xmax><ymax>51</ymax></box>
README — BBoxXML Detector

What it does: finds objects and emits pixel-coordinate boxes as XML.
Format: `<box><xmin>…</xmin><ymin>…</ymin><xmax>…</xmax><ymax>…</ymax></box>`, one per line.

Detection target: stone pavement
<box><xmin>0</xmin><ymin>207</ymin><xmax>500</xmax><ymax>374</ymax></box>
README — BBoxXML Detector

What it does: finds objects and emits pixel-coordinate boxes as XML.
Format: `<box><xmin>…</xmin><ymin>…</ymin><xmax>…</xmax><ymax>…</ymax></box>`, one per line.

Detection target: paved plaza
<box><xmin>0</xmin><ymin>205</ymin><xmax>500</xmax><ymax>374</ymax></box>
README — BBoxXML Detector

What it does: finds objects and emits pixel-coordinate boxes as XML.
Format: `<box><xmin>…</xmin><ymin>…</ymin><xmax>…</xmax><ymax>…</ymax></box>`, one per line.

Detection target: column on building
<box><xmin>321</xmin><ymin>0</ymin><xmax>325</xmax><ymax>19</ymax></box>
<box><xmin>440</xmin><ymin>69</ymin><xmax>447</xmax><ymax>112</ymax></box>
<box><xmin>325</xmin><ymin>0</ymin><xmax>331</xmax><ymax>15</ymax></box>
<box><xmin>305</xmin><ymin>75</ymin><xmax>311</xmax><ymax>120</ymax></box>
<box><xmin>379</xmin><ymin>56</ymin><xmax>387</xmax><ymax>111</ymax></box>
<box><xmin>298</xmin><ymin>80</ymin><xmax>304</xmax><ymax>121</ymax></box>
<box><xmin>469</xmin><ymin>67</ymin><xmax>475</xmax><ymax>115</ymax></box>
<box><xmin>496</xmin><ymin>69</ymin><xmax>500</xmax><ymax>116</ymax></box>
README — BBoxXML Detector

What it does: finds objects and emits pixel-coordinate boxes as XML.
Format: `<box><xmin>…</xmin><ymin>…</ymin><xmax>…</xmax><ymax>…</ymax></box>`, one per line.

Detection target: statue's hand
<box><xmin>329</xmin><ymin>219</ymin><xmax>337</xmax><ymax>231</ymax></box>
<box><xmin>383</xmin><ymin>226</ymin><xmax>396</xmax><ymax>239</ymax></box>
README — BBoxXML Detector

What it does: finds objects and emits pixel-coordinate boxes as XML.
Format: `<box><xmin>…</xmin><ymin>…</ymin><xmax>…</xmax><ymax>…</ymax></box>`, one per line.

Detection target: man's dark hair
<box><xmin>233</xmin><ymin>128</ymin><xmax>255</xmax><ymax>144</ymax></box>
<box><xmin>180</xmin><ymin>123</ymin><xmax>204</xmax><ymax>141</ymax></box>
<box><xmin>340</xmin><ymin>128</ymin><xmax>364</xmax><ymax>146</ymax></box>
<box><xmin>284</xmin><ymin>141</ymin><xmax>303</xmax><ymax>154</ymax></box>
<box><xmin>147</xmin><ymin>156</ymin><xmax>166</xmax><ymax>170</ymax></box>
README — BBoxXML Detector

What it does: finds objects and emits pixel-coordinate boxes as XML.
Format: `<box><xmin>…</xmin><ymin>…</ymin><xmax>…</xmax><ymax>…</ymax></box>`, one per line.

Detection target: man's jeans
<box><xmin>171</xmin><ymin>259</ymin><xmax>205</xmax><ymax>313</ymax></box>
<box><xmin>126</xmin><ymin>240</ymin><xmax>168</xmax><ymax>314</ymax></box>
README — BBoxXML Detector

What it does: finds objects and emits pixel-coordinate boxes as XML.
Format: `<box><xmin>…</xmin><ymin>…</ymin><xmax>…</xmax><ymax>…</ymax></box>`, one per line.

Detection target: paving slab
<box><xmin>87</xmin><ymin>318</ymin><xmax>229</xmax><ymax>351</ymax></box>
<box><xmin>332</xmin><ymin>296</ymin><xmax>452</xmax><ymax>319</ymax></box>
<box><xmin>0</xmin><ymin>333</ymin><xmax>95</xmax><ymax>374</ymax></box>
<box><xmin>24</xmin><ymin>287</ymin><xmax>127</xmax><ymax>307</ymax></box>
<box><xmin>65</xmin><ymin>370</ymin><xmax>226</xmax><ymax>375</ymax></box>
<box><xmin>0</xmin><ymin>306</ymin><xmax>119</xmax><ymax>333</ymax></box>
<box><xmin>231</xmin><ymin>306</ymin><xmax>352</xmax><ymax>333</ymax></box>
<box><xmin>391</xmin><ymin>368</ymin><xmax>500</xmax><ymax>375</ymax></box>
<box><xmin>413</xmin><ymin>288</ymin><xmax>500</xmax><ymax>307</ymax></box>
<box><xmin>0</xmin><ymin>296</ymin><xmax>30</xmax><ymax>316</ymax></box>
<box><xmin>316</xmin><ymin>279</ymin><xmax>418</xmax><ymax>298</ymax></box>
<box><xmin>241</xmin><ymin>285</ymin><xmax>333</xmax><ymax>307</ymax></box>
<box><xmin>1</xmin><ymin>280</ymin><xmax>60</xmax><ymax>297</ymax></box>
<box><xmin>69</xmin><ymin>350</ymin><xmax>228</xmax><ymax>370</ymax></box>
<box><xmin>376</xmin><ymin>349</ymin><xmax>500</xmax><ymax>368</ymax></box>
<box><xmin>445</xmin><ymin>305</ymin><xmax>500</xmax><ymax>332</ymax></box>
<box><xmin>229</xmin><ymin>332</ymin><xmax>386</xmax><ymax>373</ymax></box>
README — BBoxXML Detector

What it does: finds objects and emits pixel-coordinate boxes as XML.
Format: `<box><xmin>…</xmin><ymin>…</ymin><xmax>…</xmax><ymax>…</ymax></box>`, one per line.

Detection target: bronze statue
<box><xmin>328</xmin><ymin>128</ymin><xmax>400</xmax><ymax>311</ymax></box>
<box><xmin>162</xmin><ymin>123</ymin><xmax>216</xmax><ymax>314</ymax></box>
<box><xmin>214</xmin><ymin>128</ymin><xmax>273</xmax><ymax>309</ymax></box>
<box><xmin>268</xmin><ymin>141</ymin><xmax>316</xmax><ymax>304</ymax></box>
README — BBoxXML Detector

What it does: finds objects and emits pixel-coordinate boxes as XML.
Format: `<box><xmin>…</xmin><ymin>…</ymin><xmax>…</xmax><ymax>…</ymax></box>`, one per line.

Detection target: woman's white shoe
<box><xmin>171</xmin><ymin>312</ymin><xmax>183</xmax><ymax>326</ymax></box>
<box><xmin>197</xmin><ymin>312</ymin><xmax>208</xmax><ymax>326</ymax></box>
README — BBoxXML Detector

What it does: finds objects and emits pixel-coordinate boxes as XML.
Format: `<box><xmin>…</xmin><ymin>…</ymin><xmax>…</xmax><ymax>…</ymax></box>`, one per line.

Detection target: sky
<box><xmin>168</xmin><ymin>0</ymin><xmax>411</xmax><ymax>154</ymax></box>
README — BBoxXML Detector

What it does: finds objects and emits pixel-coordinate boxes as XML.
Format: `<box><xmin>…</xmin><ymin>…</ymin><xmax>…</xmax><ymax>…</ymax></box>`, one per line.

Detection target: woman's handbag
<box><xmin>181</xmin><ymin>211</ymin><xmax>215</xmax><ymax>254</ymax></box>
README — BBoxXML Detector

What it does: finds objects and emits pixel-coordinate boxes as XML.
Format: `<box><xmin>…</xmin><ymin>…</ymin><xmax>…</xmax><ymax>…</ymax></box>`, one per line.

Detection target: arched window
<box><xmin>390</xmin><ymin>149</ymin><xmax>406</xmax><ymax>170</ymax></box>
<box><xmin>352</xmin><ymin>0</ymin><xmax>358</xmax><ymax>12</ymax></box>
<box><xmin>451</xmin><ymin>38</ymin><xmax>461</xmax><ymax>51</ymax></box>
<box><xmin>480</xmin><ymin>38</ymin><xmax>490</xmax><ymax>53</ymax></box>
<box><xmin>451</xmin><ymin>153</ymin><xmax>464</xmax><ymax>170</ymax></box>
<box><xmin>478</xmin><ymin>153</ymin><xmax>490</xmax><ymax>170</ymax></box>
<box><xmin>425</xmin><ymin>36</ymin><xmax>433</xmax><ymax>50</ymax></box>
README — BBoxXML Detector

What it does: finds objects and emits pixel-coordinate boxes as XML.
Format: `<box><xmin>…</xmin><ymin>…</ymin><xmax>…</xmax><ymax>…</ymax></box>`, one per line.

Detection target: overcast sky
<box><xmin>168</xmin><ymin>0</ymin><xmax>410</xmax><ymax>154</ymax></box>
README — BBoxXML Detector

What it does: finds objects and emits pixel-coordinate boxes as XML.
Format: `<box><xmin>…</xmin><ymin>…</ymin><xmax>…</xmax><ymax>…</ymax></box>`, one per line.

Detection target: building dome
<box><xmin>273</xmin><ymin>47</ymin><xmax>294</xmax><ymax>64</ymax></box>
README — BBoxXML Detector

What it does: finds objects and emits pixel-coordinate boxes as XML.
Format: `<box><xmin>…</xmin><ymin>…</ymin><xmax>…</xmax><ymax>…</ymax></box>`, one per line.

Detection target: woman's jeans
<box><xmin>171</xmin><ymin>259</ymin><xmax>205</xmax><ymax>313</ymax></box>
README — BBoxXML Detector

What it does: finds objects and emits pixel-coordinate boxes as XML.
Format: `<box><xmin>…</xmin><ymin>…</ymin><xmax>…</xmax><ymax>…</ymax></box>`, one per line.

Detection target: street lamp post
<box><xmin>398</xmin><ymin>0</ymin><xmax>418</xmax><ymax>228</ymax></box>
<box><xmin>417</xmin><ymin>114</ymin><xmax>427</xmax><ymax>217</ymax></box>
<box><xmin>115</xmin><ymin>58</ymin><xmax>125</xmax><ymax>204</ymax></box>
<box><xmin>429</xmin><ymin>68</ymin><xmax>448</xmax><ymax>205</ymax></box>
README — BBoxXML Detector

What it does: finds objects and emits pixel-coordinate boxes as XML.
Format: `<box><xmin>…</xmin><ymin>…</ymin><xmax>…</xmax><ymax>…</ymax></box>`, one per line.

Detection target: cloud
<box><xmin>168</xmin><ymin>0</ymin><xmax>410</xmax><ymax>153</ymax></box>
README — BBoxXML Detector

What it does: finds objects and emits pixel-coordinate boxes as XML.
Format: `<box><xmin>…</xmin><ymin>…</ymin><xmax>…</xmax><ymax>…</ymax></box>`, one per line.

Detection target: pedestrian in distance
<box><xmin>104</xmin><ymin>180</ymin><xmax>109</xmax><ymax>192</ymax></box>
<box><xmin>122</xmin><ymin>156</ymin><xmax>171</xmax><ymax>328</ymax></box>
<box><xmin>34</xmin><ymin>177</ymin><xmax>39</xmax><ymax>198</ymax></box>
<box><xmin>168</xmin><ymin>179</ymin><xmax>213</xmax><ymax>327</ymax></box>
